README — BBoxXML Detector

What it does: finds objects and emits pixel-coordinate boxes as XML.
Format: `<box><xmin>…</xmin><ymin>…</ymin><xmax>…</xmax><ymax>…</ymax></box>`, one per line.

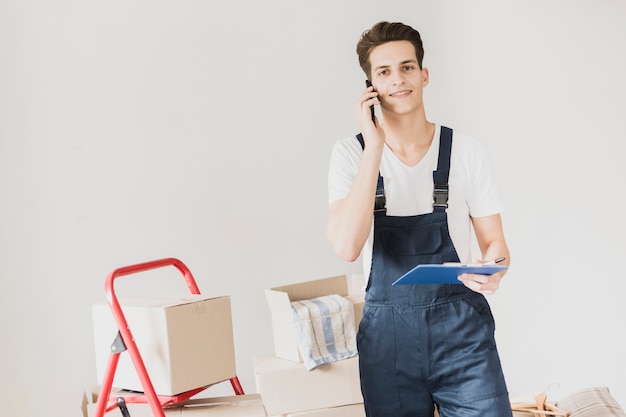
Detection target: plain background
<box><xmin>1</xmin><ymin>1</ymin><xmax>625</xmax><ymax>416</ymax></box>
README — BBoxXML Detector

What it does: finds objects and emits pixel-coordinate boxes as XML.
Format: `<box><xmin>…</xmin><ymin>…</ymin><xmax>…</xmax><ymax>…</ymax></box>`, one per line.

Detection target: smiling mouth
<box><xmin>390</xmin><ymin>90</ymin><xmax>412</xmax><ymax>97</ymax></box>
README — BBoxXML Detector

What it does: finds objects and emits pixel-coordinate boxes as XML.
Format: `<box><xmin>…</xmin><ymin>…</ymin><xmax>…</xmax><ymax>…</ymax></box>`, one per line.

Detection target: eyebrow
<box><xmin>373</xmin><ymin>59</ymin><xmax>419</xmax><ymax>72</ymax></box>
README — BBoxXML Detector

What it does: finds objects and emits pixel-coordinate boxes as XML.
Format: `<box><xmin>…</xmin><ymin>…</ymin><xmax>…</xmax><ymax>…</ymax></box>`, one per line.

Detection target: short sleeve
<box><xmin>328</xmin><ymin>136</ymin><xmax>363</xmax><ymax>205</ymax></box>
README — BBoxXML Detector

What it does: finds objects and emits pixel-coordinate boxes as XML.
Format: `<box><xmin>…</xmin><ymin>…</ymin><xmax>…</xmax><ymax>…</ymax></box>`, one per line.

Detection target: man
<box><xmin>326</xmin><ymin>21</ymin><xmax>513</xmax><ymax>417</ymax></box>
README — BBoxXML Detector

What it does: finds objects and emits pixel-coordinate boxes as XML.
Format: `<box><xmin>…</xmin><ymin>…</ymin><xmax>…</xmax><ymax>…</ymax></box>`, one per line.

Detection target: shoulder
<box><xmin>332</xmin><ymin>135</ymin><xmax>362</xmax><ymax>153</ymax></box>
<box><xmin>330</xmin><ymin>135</ymin><xmax>363</xmax><ymax>165</ymax></box>
<box><xmin>448</xmin><ymin>128</ymin><xmax>484</xmax><ymax>151</ymax></box>
<box><xmin>445</xmin><ymin>127</ymin><xmax>488</xmax><ymax>165</ymax></box>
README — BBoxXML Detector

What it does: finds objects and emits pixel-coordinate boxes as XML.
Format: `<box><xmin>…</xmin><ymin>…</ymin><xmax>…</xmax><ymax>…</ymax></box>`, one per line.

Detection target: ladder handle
<box><xmin>105</xmin><ymin>257</ymin><xmax>201</xmax><ymax>298</ymax></box>
<box><xmin>99</xmin><ymin>258</ymin><xmax>201</xmax><ymax>417</ymax></box>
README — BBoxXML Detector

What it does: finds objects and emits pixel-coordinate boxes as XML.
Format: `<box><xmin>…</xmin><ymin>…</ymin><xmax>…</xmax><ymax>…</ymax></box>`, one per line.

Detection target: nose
<box><xmin>390</xmin><ymin>71</ymin><xmax>405</xmax><ymax>86</ymax></box>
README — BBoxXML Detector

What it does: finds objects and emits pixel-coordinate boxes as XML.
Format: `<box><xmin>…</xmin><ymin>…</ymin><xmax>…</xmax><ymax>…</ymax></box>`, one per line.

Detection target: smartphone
<box><xmin>365</xmin><ymin>80</ymin><xmax>376</xmax><ymax>124</ymax></box>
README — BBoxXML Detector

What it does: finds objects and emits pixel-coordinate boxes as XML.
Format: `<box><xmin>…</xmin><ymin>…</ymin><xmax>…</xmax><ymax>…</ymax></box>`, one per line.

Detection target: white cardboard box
<box><xmin>265</xmin><ymin>275</ymin><xmax>365</xmax><ymax>362</ymax></box>
<box><xmin>253</xmin><ymin>354</ymin><xmax>363</xmax><ymax>415</ymax></box>
<box><xmin>86</xmin><ymin>393</ymin><xmax>267</xmax><ymax>417</ymax></box>
<box><xmin>93</xmin><ymin>294</ymin><xmax>236</xmax><ymax>396</ymax></box>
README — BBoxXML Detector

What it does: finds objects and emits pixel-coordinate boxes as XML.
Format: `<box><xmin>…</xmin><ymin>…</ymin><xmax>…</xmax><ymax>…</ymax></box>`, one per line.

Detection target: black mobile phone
<box><xmin>365</xmin><ymin>80</ymin><xmax>376</xmax><ymax>124</ymax></box>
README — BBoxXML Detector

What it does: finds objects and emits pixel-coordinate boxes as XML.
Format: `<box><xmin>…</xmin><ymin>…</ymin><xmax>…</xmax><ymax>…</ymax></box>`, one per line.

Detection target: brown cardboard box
<box><xmin>86</xmin><ymin>393</ymin><xmax>267</xmax><ymax>417</ymax></box>
<box><xmin>253</xmin><ymin>354</ymin><xmax>363</xmax><ymax>416</ymax></box>
<box><xmin>93</xmin><ymin>295</ymin><xmax>236</xmax><ymax>396</ymax></box>
<box><xmin>265</xmin><ymin>275</ymin><xmax>365</xmax><ymax>362</ymax></box>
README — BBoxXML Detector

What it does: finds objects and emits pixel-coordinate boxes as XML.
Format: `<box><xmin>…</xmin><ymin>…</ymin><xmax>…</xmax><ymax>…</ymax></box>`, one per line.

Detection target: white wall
<box><xmin>1</xmin><ymin>1</ymin><xmax>625</xmax><ymax>416</ymax></box>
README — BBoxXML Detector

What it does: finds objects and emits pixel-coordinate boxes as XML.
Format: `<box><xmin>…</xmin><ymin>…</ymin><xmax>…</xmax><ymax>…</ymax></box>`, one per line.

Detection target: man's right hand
<box><xmin>357</xmin><ymin>84</ymin><xmax>385</xmax><ymax>150</ymax></box>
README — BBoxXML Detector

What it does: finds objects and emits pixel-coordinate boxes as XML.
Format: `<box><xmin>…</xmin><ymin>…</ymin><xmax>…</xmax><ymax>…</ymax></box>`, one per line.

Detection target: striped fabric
<box><xmin>291</xmin><ymin>294</ymin><xmax>358</xmax><ymax>371</ymax></box>
<box><xmin>558</xmin><ymin>387</ymin><xmax>626</xmax><ymax>417</ymax></box>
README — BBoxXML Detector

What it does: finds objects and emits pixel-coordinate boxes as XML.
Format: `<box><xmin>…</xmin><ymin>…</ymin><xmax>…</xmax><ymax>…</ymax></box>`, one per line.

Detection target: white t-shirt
<box><xmin>328</xmin><ymin>124</ymin><xmax>503</xmax><ymax>279</ymax></box>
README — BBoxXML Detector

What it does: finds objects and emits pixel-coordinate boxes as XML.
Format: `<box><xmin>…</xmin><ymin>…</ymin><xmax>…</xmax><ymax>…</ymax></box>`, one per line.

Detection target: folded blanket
<box><xmin>291</xmin><ymin>294</ymin><xmax>357</xmax><ymax>371</ymax></box>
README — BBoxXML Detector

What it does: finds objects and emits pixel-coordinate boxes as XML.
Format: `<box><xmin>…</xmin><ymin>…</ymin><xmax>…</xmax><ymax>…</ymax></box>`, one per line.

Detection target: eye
<box><xmin>377</xmin><ymin>69</ymin><xmax>388</xmax><ymax>76</ymax></box>
<box><xmin>403</xmin><ymin>65</ymin><xmax>416</xmax><ymax>71</ymax></box>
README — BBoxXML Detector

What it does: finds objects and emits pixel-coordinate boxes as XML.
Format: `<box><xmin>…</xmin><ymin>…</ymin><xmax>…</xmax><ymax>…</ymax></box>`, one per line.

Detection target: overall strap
<box><xmin>433</xmin><ymin>126</ymin><xmax>453</xmax><ymax>213</ymax></box>
<box><xmin>356</xmin><ymin>134</ymin><xmax>386</xmax><ymax>213</ymax></box>
<box><xmin>357</xmin><ymin>127</ymin><xmax>453</xmax><ymax>214</ymax></box>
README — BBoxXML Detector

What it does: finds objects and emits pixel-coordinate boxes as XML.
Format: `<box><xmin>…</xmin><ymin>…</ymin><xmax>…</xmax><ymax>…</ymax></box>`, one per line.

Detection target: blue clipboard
<box><xmin>392</xmin><ymin>264</ymin><xmax>508</xmax><ymax>285</ymax></box>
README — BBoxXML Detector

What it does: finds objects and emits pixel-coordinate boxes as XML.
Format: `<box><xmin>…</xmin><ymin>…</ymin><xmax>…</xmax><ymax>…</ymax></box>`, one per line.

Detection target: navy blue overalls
<box><xmin>356</xmin><ymin>127</ymin><xmax>512</xmax><ymax>417</ymax></box>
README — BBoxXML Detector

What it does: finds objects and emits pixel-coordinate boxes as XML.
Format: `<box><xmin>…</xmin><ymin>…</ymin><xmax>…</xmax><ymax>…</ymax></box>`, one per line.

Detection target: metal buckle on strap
<box><xmin>433</xmin><ymin>185</ymin><xmax>448</xmax><ymax>208</ymax></box>
<box><xmin>374</xmin><ymin>189</ymin><xmax>386</xmax><ymax>212</ymax></box>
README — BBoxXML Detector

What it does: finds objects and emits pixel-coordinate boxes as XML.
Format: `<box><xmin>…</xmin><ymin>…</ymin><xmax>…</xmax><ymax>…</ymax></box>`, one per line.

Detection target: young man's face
<box><xmin>368</xmin><ymin>40</ymin><xmax>429</xmax><ymax>116</ymax></box>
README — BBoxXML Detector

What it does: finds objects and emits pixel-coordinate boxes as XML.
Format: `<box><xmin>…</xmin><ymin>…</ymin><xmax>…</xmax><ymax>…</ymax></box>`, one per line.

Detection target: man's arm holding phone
<box><xmin>325</xmin><ymin>82</ymin><xmax>384</xmax><ymax>262</ymax></box>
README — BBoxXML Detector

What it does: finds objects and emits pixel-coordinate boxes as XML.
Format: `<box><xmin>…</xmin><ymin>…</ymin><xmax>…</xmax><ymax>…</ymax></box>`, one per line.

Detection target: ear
<box><xmin>422</xmin><ymin>67</ymin><xmax>430</xmax><ymax>86</ymax></box>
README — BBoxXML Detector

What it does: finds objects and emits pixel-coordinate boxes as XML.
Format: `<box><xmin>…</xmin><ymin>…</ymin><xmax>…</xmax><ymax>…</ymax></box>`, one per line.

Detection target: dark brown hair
<box><xmin>356</xmin><ymin>21</ymin><xmax>424</xmax><ymax>78</ymax></box>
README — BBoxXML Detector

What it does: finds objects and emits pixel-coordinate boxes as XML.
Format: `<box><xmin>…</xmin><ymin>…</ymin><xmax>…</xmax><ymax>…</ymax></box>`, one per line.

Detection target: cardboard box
<box><xmin>93</xmin><ymin>295</ymin><xmax>236</xmax><ymax>396</ymax></box>
<box><xmin>265</xmin><ymin>275</ymin><xmax>365</xmax><ymax>362</ymax></box>
<box><xmin>253</xmin><ymin>354</ymin><xmax>363</xmax><ymax>415</ymax></box>
<box><xmin>286</xmin><ymin>403</ymin><xmax>365</xmax><ymax>417</ymax></box>
<box><xmin>86</xmin><ymin>393</ymin><xmax>267</xmax><ymax>417</ymax></box>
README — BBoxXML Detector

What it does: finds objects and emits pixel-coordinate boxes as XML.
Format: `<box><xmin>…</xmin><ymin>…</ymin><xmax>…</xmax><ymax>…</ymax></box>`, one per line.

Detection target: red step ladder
<box><xmin>92</xmin><ymin>258</ymin><xmax>244</xmax><ymax>417</ymax></box>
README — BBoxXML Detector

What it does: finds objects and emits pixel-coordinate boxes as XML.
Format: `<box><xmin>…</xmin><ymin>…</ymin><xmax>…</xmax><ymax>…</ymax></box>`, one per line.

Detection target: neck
<box><xmin>380</xmin><ymin>108</ymin><xmax>435</xmax><ymax>167</ymax></box>
<box><xmin>382</xmin><ymin>108</ymin><xmax>433</xmax><ymax>148</ymax></box>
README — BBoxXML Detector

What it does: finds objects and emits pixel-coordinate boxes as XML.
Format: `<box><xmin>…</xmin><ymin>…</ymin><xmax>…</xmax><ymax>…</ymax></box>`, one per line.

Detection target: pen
<box><xmin>483</xmin><ymin>257</ymin><xmax>506</xmax><ymax>265</ymax></box>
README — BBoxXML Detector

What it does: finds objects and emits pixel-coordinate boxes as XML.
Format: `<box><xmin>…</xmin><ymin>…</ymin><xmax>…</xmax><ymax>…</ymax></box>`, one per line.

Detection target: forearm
<box><xmin>473</xmin><ymin>214</ymin><xmax>510</xmax><ymax>273</ymax></box>
<box><xmin>326</xmin><ymin>146</ymin><xmax>383</xmax><ymax>262</ymax></box>
<box><xmin>479</xmin><ymin>238</ymin><xmax>510</xmax><ymax>277</ymax></box>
